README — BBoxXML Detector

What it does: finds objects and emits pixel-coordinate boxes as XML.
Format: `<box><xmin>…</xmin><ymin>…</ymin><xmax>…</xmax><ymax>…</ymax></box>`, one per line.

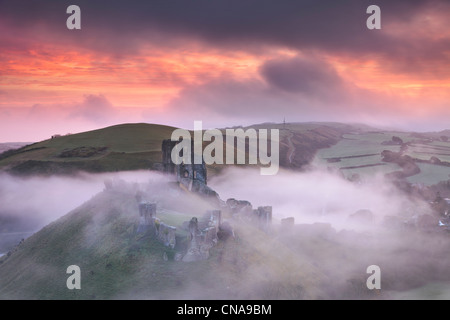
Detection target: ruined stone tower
<box><xmin>162</xmin><ymin>139</ymin><xmax>178</xmax><ymax>175</ymax></box>
<box><xmin>139</xmin><ymin>202</ymin><xmax>156</xmax><ymax>225</ymax></box>
<box><xmin>161</xmin><ymin>139</ymin><xmax>208</xmax><ymax>191</ymax></box>
<box><xmin>253</xmin><ymin>206</ymin><xmax>272</xmax><ymax>232</ymax></box>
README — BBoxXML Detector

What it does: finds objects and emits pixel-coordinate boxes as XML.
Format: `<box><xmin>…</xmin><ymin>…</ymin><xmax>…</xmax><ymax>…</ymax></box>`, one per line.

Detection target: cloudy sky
<box><xmin>1</xmin><ymin>0</ymin><xmax>450</xmax><ymax>141</ymax></box>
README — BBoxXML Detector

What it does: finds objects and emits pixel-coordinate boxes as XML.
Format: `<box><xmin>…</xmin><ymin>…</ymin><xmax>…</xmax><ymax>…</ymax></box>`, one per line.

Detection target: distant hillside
<box><xmin>0</xmin><ymin>123</ymin><xmax>177</xmax><ymax>175</ymax></box>
<box><xmin>313</xmin><ymin>129</ymin><xmax>450</xmax><ymax>187</ymax></box>
<box><xmin>0</xmin><ymin>122</ymin><xmax>369</xmax><ymax>176</ymax></box>
<box><xmin>439</xmin><ymin>130</ymin><xmax>450</xmax><ymax>138</ymax></box>
<box><xmin>0</xmin><ymin>142</ymin><xmax>32</xmax><ymax>155</ymax></box>
<box><xmin>1</xmin><ymin>121</ymin><xmax>449</xmax><ymax>189</ymax></box>
<box><xmin>243</xmin><ymin>122</ymin><xmax>371</xmax><ymax>168</ymax></box>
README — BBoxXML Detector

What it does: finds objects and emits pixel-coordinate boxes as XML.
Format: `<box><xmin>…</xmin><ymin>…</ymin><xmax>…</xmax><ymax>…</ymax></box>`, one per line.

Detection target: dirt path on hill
<box><xmin>286</xmin><ymin>132</ymin><xmax>296</xmax><ymax>164</ymax></box>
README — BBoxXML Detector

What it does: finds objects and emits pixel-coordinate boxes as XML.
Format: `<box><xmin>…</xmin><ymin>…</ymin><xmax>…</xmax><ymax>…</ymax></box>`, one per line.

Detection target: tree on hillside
<box><xmin>392</xmin><ymin>136</ymin><xmax>404</xmax><ymax>144</ymax></box>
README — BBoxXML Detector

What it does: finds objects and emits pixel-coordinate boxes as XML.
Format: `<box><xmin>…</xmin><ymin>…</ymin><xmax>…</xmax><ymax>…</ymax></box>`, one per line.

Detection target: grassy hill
<box><xmin>1</xmin><ymin>120</ymin><xmax>449</xmax><ymax>188</ymax></box>
<box><xmin>0</xmin><ymin>142</ymin><xmax>31</xmax><ymax>155</ymax></box>
<box><xmin>0</xmin><ymin>182</ymin><xmax>328</xmax><ymax>300</ymax></box>
<box><xmin>0</xmin><ymin>122</ymin><xmax>364</xmax><ymax>176</ymax></box>
<box><xmin>0</xmin><ymin>123</ymin><xmax>177</xmax><ymax>175</ymax></box>
<box><xmin>233</xmin><ymin>122</ymin><xmax>372</xmax><ymax>169</ymax></box>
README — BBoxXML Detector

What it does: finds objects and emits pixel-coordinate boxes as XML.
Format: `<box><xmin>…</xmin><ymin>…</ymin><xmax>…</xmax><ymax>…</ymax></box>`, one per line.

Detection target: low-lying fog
<box><xmin>1</xmin><ymin>167</ymin><xmax>449</xmax><ymax>299</ymax></box>
<box><xmin>209</xmin><ymin>167</ymin><xmax>430</xmax><ymax>230</ymax></box>
<box><xmin>0</xmin><ymin>167</ymin><xmax>424</xmax><ymax>237</ymax></box>
<box><xmin>207</xmin><ymin>168</ymin><xmax>450</xmax><ymax>299</ymax></box>
<box><xmin>0</xmin><ymin>171</ymin><xmax>151</xmax><ymax>252</ymax></box>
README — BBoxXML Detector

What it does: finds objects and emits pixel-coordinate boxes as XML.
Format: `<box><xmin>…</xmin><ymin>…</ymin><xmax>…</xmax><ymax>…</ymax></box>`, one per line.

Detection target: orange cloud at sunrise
<box><xmin>0</xmin><ymin>42</ymin><xmax>265</xmax><ymax>108</ymax></box>
<box><xmin>1</xmin><ymin>0</ymin><xmax>450</xmax><ymax>141</ymax></box>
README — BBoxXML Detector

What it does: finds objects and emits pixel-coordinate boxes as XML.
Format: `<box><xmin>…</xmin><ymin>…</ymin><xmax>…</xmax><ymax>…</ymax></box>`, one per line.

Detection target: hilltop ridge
<box><xmin>0</xmin><ymin>122</ymin><xmax>367</xmax><ymax>175</ymax></box>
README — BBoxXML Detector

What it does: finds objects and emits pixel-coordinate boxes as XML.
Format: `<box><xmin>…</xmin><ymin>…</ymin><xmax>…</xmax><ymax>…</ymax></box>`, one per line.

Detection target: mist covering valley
<box><xmin>0</xmin><ymin>164</ymin><xmax>449</xmax><ymax>299</ymax></box>
<box><xmin>0</xmin><ymin>171</ymin><xmax>151</xmax><ymax>253</ymax></box>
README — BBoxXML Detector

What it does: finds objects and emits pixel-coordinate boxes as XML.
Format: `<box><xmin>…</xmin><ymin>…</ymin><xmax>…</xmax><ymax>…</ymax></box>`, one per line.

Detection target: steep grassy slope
<box><xmin>0</xmin><ymin>186</ymin><xmax>327</xmax><ymax>300</ymax></box>
<box><xmin>0</xmin><ymin>123</ymin><xmax>177</xmax><ymax>175</ymax></box>
<box><xmin>0</xmin><ymin>143</ymin><xmax>31</xmax><ymax>154</ymax></box>
<box><xmin>0</xmin><ymin>122</ymin><xmax>369</xmax><ymax>176</ymax></box>
<box><xmin>240</xmin><ymin>122</ymin><xmax>368</xmax><ymax>169</ymax></box>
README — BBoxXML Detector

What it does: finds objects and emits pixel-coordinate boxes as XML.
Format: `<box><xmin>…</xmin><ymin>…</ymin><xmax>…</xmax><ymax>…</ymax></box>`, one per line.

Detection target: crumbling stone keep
<box><xmin>136</xmin><ymin>202</ymin><xmax>177</xmax><ymax>249</ymax></box>
<box><xmin>188</xmin><ymin>217</ymin><xmax>199</xmax><ymax>241</ymax></box>
<box><xmin>161</xmin><ymin>139</ymin><xmax>219</xmax><ymax>198</ymax></box>
<box><xmin>139</xmin><ymin>202</ymin><xmax>156</xmax><ymax>225</ymax></box>
<box><xmin>253</xmin><ymin>206</ymin><xmax>272</xmax><ymax>232</ymax></box>
<box><xmin>161</xmin><ymin>139</ymin><xmax>207</xmax><ymax>185</ymax></box>
<box><xmin>162</xmin><ymin>139</ymin><xmax>179</xmax><ymax>175</ymax></box>
<box><xmin>206</xmin><ymin>210</ymin><xmax>222</xmax><ymax>228</ymax></box>
<box><xmin>156</xmin><ymin>222</ymin><xmax>176</xmax><ymax>249</ymax></box>
<box><xmin>183</xmin><ymin>216</ymin><xmax>215</xmax><ymax>262</ymax></box>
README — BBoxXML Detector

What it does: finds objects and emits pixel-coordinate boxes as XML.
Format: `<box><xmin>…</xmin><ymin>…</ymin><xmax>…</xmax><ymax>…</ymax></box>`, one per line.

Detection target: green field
<box><xmin>316</xmin><ymin>133</ymin><xmax>399</xmax><ymax>159</ymax></box>
<box><xmin>314</xmin><ymin>132</ymin><xmax>403</xmax><ymax>179</ymax></box>
<box><xmin>404</xmin><ymin>142</ymin><xmax>450</xmax><ymax>162</ymax></box>
<box><xmin>339</xmin><ymin>163</ymin><xmax>401</xmax><ymax>179</ymax></box>
<box><xmin>407</xmin><ymin>163</ymin><xmax>450</xmax><ymax>186</ymax></box>
<box><xmin>314</xmin><ymin>131</ymin><xmax>450</xmax><ymax>184</ymax></box>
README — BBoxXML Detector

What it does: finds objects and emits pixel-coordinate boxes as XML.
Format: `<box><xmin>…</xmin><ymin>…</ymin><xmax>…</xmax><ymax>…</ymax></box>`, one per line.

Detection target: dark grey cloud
<box><xmin>260</xmin><ymin>56</ymin><xmax>345</xmax><ymax>98</ymax></box>
<box><xmin>166</xmin><ymin>62</ymin><xmax>357</xmax><ymax>124</ymax></box>
<box><xmin>165</xmin><ymin>52</ymin><xmax>428</xmax><ymax>128</ymax></box>
<box><xmin>1</xmin><ymin>0</ymin><xmax>447</xmax><ymax>59</ymax></box>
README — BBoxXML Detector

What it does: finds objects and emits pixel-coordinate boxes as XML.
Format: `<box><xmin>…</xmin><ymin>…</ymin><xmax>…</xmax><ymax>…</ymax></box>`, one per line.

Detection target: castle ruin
<box><xmin>136</xmin><ymin>201</ymin><xmax>223</xmax><ymax>261</ymax></box>
<box><xmin>133</xmin><ymin>139</ymin><xmax>275</xmax><ymax>261</ymax></box>
<box><xmin>138</xmin><ymin>202</ymin><xmax>156</xmax><ymax>226</ymax></box>
<box><xmin>162</xmin><ymin>139</ymin><xmax>210</xmax><ymax>194</ymax></box>
<box><xmin>137</xmin><ymin>201</ymin><xmax>177</xmax><ymax>249</ymax></box>
<box><xmin>253</xmin><ymin>206</ymin><xmax>272</xmax><ymax>233</ymax></box>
